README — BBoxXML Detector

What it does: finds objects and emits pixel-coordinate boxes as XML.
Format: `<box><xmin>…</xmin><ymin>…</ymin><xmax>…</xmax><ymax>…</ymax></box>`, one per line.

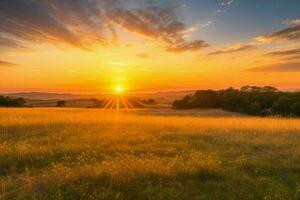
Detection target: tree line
<box><xmin>173</xmin><ymin>86</ymin><xmax>300</xmax><ymax>117</ymax></box>
<box><xmin>0</xmin><ymin>96</ymin><xmax>26</xmax><ymax>107</ymax></box>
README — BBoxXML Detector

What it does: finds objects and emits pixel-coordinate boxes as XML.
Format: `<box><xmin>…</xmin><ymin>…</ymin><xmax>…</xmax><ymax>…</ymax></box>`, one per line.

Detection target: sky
<box><xmin>0</xmin><ymin>0</ymin><xmax>300</xmax><ymax>93</ymax></box>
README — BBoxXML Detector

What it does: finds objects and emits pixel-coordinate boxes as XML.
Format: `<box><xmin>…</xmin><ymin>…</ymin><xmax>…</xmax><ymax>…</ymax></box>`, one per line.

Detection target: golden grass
<box><xmin>0</xmin><ymin>108</ymin><xmax>300</xmax><ymax>199</ymax></box>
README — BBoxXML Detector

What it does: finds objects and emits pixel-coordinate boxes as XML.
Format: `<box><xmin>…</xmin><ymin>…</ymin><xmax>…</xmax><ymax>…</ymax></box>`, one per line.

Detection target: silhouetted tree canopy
<box><xmin>56</xmin><ymin>101</ymin><xmax>66</xmax><ymax>107</ymax></box>
<box><xmin>89</xmin><ymin>98</ymin><xmax>107</xmax><ymax>108</ymax></box>
<box><xmin>148</xmin><ymin>99</ymin><xmax>155</xmax><ymax>104</ymax></box>
<box><xmin>173</xmin><ymin>86</ymin><xmax>300</xmax><ymax>117</ymax></box>
<box><xmin>141</xmin><ymin>99</ymin><xmax>156</xmax><ymax>104</ymax></box>
<box><xmin>0</xmin><ymin>96</ymin><xmax>25</xmax><ymax>107</ymax></box>
<box><xmin>290</xmin><ymin>102</ymin><xmax>300</xmax><ymax>116</ymax></box>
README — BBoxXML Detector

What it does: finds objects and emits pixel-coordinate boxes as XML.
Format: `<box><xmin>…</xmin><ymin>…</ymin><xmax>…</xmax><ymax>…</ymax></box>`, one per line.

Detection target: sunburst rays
<box><xmin>102</xmin><ymin>95</ymin><xmax>136</xmax><ymax>110</ymax></box>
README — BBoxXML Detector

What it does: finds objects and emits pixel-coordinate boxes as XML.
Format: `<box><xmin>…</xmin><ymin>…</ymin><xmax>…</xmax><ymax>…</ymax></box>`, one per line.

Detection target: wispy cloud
<box><xmin>281</xmin><ymin>55</ymin><xmax>300</xmax><ymax>61</ymax></box>
<box><xmin>0</xmin><ymin>0</ymin><xmax>208</xmax><ymax>53</ymax></box>
<box><xmin>208</xmin><ymin>44</ymin><xmax>256</xmax><ymax>56</ymax></box>
<box><xmin>264</xmin><ymin>47</ymin><xmax>300</xmax><ymax>61</ymax></box>
<box><xmin>166</xmin><ymin>40</ymin><xmax>209</xmax><ymax>52</ymax></box>
<box><xmin>266</xmin><ymin>48</ymin><xmax>300</xmax><ymax>56</ymax></box>
<box><xmin>0</xmin><ymin>60</ymin><xmax>18</xmax><ymax>68</ymax></box>
<box><xmin>0</xmin><ymin>36</ymin><xmax>27</xmax><ymax>50</ymax></box>
<box><xmin>108</xmin><ymin>4</ymin><xmax>208</xmax><ymax>52</ymax></box>
<box><xmin>0</xmin><ymin>0</ymin><xmax>90</xmax><ymax>49</ymax></box>
<box><xmin>256</xmin><ymin>18</ymin><xmax>300</xmax><ymax>43</ymax></box>
<box><xmin>283</xmin><ymin>19</ymin><xmax>300</xmax><ymax>26</ymax></box>
<box><xmin>246</xmin><ymin>62</ymin><xmax>300</xmax><ymax>72</ymax></box>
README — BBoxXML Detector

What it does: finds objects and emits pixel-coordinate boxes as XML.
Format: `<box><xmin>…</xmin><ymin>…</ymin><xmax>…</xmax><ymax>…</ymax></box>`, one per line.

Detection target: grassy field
<box><xmin>0</xmin><ymin>108</ymin><xmax>300</xmax><ymax>200</ymax></box>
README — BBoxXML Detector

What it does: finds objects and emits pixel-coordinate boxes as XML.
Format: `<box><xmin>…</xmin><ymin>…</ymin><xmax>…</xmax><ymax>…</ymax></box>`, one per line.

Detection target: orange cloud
<box><xmin>0</xmin><ymin>60</ymin><xmax>18</xmax><ymax>68</ymax></box>
<box><xmin>264</xmin><ymin>47</ymin><xmax>300</xmax><ymax>61</ymax></box>
<box><xmin>208</xmin><ymin>44</ymin><xmax>256</xmax><ymax>56</ymax></box>
<box><xmin>246</xmin><ymin>62</ymin><xmax>300</xmax><ymax>72</ymax></box>
<box><xmin>265</xmin><ymin>47</ymin><xmax>300</xmax><ymax>56</ymax></box>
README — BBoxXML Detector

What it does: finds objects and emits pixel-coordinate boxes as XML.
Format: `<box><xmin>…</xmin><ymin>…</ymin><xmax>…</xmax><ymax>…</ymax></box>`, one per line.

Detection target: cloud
<box><xmin>0</xmin><ymin>36</ymin><xmax>29</xmax><ymax>51</ymax></box>
<box><xmin>0</xmin><ymin>0</ymin><xmax>207</xmax><ymax>52</ymax></box>
<box><xmin>266</xmin><ymin>48</ymin><xmax>300</xmax><ymax>56</ymax></box>
<box><xmin>0</xmin><ymin>60</ymin><xmax>18</xmax><ymax>67</ymax></box>
<box><xmin>246</xmin><ymin>62</ymin><xmax>300</xmax><ymax>72</ymax></box>
<box><xmin>0</xmin><ymin>0</ymin><xmax>88</xmax><ymax>49</ymax></box>
<box><xmin>281</xmin><ymin>55</ymin><xmax>300</xmax><ymax>61</ymax></box>
<box><xmin>208</xmin><ymin>44</ymin><xmax>256</xmax><ymax>56</ymax></box>
<box><xmin>264</xmin><ymin>47</ymin><xmax>300</xmax><ymax>61</ymax></box>
<box><xmin>108</xmin><ymin>4</ymin><xmax>208</xmax><ymax>52</ymax></box>
<box><xmin>166</xmin><ymin>40</ymin><xmax>209</xmax><ymax>52</ymax></box>
<box><xmin>256</xmin><ymin>19</ymin><xmax>300</xmax><ymax>43</ymax></box>
<box><xmin>283</xmin><ymin>19</ymin><xmax>300</xmax><ymax>26</ymax></box>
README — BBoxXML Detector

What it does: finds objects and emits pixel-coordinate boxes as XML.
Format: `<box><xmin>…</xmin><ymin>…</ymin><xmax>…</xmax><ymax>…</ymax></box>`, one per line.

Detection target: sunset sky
<box><xmin>0</xmin><ymin>0</ymin><xmax>300</xmax><ymax>93</ymax></box>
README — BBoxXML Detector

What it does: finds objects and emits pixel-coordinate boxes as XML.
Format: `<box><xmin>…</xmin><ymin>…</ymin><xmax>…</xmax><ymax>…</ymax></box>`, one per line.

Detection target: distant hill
<box><xmin>1</xmin><ymin>92</ymin><xmax>95</xmax><ymax>100</ymax></box>
<box><xmin>133</xmin><ymin>90</ymin><xmax>196</xmax><ymax>103</ymax></box>
<box><xmin>1</xmin><ymin>90</ymin><xmax>196</xmax><ymax>101</ymax></box>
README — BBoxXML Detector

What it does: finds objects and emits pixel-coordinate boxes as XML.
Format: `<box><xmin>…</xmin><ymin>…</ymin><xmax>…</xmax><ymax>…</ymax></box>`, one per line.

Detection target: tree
<box><xmin>0</xmin><ymin>96</ymin><xmax>25</xmax><ymax>107</ymax></box>
<box><xmin>148</xmin><ymin>99</ymin><xmax>155</xmax><ymax>104</ymax></box>
<box><xmin>272</xmin><ymin>97</ymin><xmax>291</xmax><ymax>116</ymax></box>
<box><xmin>56</xmin><ymin>101</ymin><xmax>66</xmax><ymax>107</ymax></box>
<box><xmin>172</xmin><ymin>95</ymin><xmax>191</xmax><ymax>109</ymax></box>
<box><xmin>261</xmin><ymin>86</ymin><xmax>278</xmax><ymax>93</ymax></box>
<box><xmin>91</xmin><ymin>98</ymin><xmax>103</xmax><ymax>108</ymax></box>
<box><xmin>290</xmin><ymin>102</ymin><xmax>300</xmax><ymax>116</ymax></box>
<box><xmin>246</xmin><ymin>102</ymin><xmax>261</xmax><ymax>115</ymax></box>
<box><xmin>190</xmin><ymin>90</ymin><xmax>221</xmax><ymax>108</ymax></box>
<box><xmin>220</xmin><ymin>88</ymin><xmax>240</xmax><ymax>111</ymax></box>
<box><xmin>172</xmin><ymin>86</ymin><xmax>299</xmax><ymax>117</ymax></box>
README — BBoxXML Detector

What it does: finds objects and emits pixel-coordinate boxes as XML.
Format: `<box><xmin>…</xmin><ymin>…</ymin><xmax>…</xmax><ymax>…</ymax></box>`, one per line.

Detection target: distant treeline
<box><xmin>0</xmin><ymin>96</ymin><xmax>26</xmax><ymax>107</ymax></box>
<box><xmin>173</xmin><ymin>86</ymin><xmax>300</xmax><ymax>117</ymax></box>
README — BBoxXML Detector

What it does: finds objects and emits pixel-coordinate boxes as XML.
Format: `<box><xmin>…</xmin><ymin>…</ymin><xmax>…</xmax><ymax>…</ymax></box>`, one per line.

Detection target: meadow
<box><xmin>0</xmin><ymin>108</ymin><xmax>300</xmax><ymax>199</ymax></box>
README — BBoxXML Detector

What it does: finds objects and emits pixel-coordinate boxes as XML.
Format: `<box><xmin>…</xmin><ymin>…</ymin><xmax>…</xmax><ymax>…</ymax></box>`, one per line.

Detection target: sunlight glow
<box><xmin>115</xmin><ymin>85</ymin><xmax>124</xmax><ymax>94</ymax></box>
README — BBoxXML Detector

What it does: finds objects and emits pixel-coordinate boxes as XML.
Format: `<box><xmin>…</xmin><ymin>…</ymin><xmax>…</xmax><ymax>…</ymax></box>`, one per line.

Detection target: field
<box><xmin>1</xmin><ymin>108</ymin><xmax>300</xmax><ymax>199</ymax></box>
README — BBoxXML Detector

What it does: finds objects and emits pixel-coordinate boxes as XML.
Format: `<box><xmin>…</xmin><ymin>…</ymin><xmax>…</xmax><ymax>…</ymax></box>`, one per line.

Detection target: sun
<box><xmin>114</xmin><ymin>85</ymin><xmax>124</xmax><ymax>94</ymax></box>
